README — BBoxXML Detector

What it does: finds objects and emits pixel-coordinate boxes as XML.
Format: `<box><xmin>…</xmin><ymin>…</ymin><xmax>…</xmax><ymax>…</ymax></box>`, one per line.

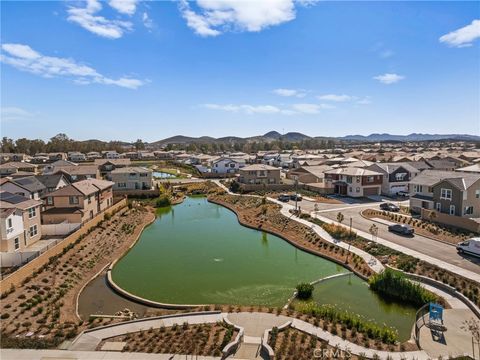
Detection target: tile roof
<box><xmin>0</xmin><ymin>191</ymin><xmax>42</xmax><ymax>210</ymax></box>
<box><xmin>110</xmin><ymin>166</ymin><xmax>152</xmax><ymax>174</ymax></box>
<box><xmin>240</xmin><ymin>164</ymin><xmax>279</xmax><ymax>171</ymax></box>
<box><xmin>11</xmin><ymin>176</ymin><xmax>47</xmax><ymax>193</ymax></box>
<box><xmin>36</xmin><ymin>174</ymin><xmax>70</xmax><ymax>188</ymax></box>
<box><xmin>324</xmin><ymin>167</ymin><xmax>382</xmax><ymax>176</ymax></box>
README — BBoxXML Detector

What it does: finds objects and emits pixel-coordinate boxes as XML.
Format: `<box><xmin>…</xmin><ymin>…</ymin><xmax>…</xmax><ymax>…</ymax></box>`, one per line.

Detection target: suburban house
<box><xmin>103</xmin><ymin>151</ymin><xmax>122</xmax><ymax>159</ymax></box>
<box><xmin>238</xmin><ymin>164</ymin><xmax>281</xmax><ymax>185</ymax></box>
<box><xmin>42</xmin><ymin>179</ymin><xmax>114</xmax><ymax>224</ymax></box>
<box><xmin>431</xmin><ymin>173</ymin><xmax>480</xmax><ymax>218</ymax></box>
<box><xmin>53</xmin><ymin>165</ymin><xmax>100</xmax><ymax>182</ymax></box>
<box><xmin>86</xmin><ymin>151</ymin><xmax>102</xmax><ymax>160</ymax></box>
<box><xmin>95</xmin><ymin>159</ymin><xmax>132</xmax><ymax>180</ymax></box>
<box><xmin>408</xmin><ymin>170</ymin><xmax>478</xmax><ymax>213</ymax></box>
<box><xmin>366</xmin><ymin>162</ymin><xmax>420</xmax><ymax>195</ymax></box>
<box><xmin>212</xmin><ymin>158</ymin><xmax>245</xmax><ymax>174</ymax></box>
<box><xmin>425</xmin><ymin>159</ymin><xmax>457</xmax><ymax>171</ymax></box>
<box><xmin>0</xmin><ymin>192</ymin><xmax>42</xmax><ymax>252</ymax></box>
<box><xmin>0</xmin><ymin>176</ymin><xmax>46</xmax><ymax>200</ymax></box>
<box><xmin>0</xmin><ymin>162</ymin><xmax>37</xmax><ymax>176</ymax></box>
<box><xmin>36</xmin><ymin>174</ymin><xmax>70</xmax><ymax>194</ymax></box>
<box><xmin>47</xmin><ymin>153</ymin><xmax>67</xmax><ymax>161</ymax></box>
<box><xmin>456</xmin><ymin>164</ymin><xmax>480</xmax><ymax>173</ymax></box>
<box><xmin>287</xmin><ymin>165</ymin><xmax>332</xmax><ymax>184</ymax></box>
<box><xmin>110</xmin><ymin>167</ymin><xmax>153</xmax><ymax>191</ymax></box>
<box><xmin>43</xmin><ymin>159</ymin><xmax>77</xmax><ymax>174</ymax></box>
<box><xmin>0</xmin><ymin>153</ymin><xmax>27</xmax><ymax>163</ymax></box>
<box><xmin>68</xmin><ymin>152</ymin><xmax>87</xmax><ymax>162</ymax></box>
<box><xmin>324</xmin><ymin>167</ymin><xmax>383</xmax><ymax>197</ymax></box>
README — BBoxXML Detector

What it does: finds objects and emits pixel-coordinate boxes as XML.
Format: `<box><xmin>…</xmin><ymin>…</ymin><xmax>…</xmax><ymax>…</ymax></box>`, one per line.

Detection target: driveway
<box><xmin>296</xmin><ymin>198</ymin><xmax>480</xmax><ymax>275</ymax></box>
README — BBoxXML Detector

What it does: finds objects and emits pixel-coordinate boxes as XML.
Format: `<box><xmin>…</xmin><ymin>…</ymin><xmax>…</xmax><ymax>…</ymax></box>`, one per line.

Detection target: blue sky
<box><xmin>1</xmin><ymin>0</ymin><xmax>479</xmax><ymax>142</ymax></box>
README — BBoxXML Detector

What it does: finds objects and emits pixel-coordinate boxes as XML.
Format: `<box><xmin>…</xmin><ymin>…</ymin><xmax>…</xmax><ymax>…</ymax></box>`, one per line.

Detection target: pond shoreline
<box><xmin>207</xmin><ymin>197</ymin><xmax>370</xmax><ymax>282</ymax></box>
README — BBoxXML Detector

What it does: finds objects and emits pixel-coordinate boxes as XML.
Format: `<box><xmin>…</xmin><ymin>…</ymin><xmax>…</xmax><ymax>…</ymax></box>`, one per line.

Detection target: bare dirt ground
<box><xmin>0</xmin><ymin>204</ymin><xmax>155</xmax><ymax>347</ymax></box>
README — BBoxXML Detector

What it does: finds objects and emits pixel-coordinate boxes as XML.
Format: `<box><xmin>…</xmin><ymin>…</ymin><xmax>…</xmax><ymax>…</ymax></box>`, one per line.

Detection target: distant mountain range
<box><xmin>149</xmin><ymin>131</ymin><xmax>479</xmax><ymax>147</ymax></box>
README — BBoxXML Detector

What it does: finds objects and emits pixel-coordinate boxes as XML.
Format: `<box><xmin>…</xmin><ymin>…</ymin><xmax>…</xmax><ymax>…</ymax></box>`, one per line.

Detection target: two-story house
<box><xmin>324</xmin><ymin>167</ymin><xmax>383</xmax><ymax>197</ymax></box>
<box><xmin>42</xmin><ymin>179</ymin><xmax>114</xmax><ymax>224</ymax></box>
<box><xmin>212</xmin><ymin>158</ymin><xmax>245</xmax><ymax>174</ymax></box>
<box><xmin>366</xmin><ymin>163</ymin><xmax>420</xmax><ymax>196</ymax></box>
<box><xmin>110</xmin><ymin>167</ymin><xmax>153</xmax><ymax>191</ymax></box>
<box><xmin>408</xmin><ymin>170</ymin><xmax>479</xmax><ymax>215</ymax></box>
<box><xmin>0</xmin><ymin>176</ymin><xmax>46</xmax><ymax>200</ymax></box>
<box><xmin>0</xmin><ymin>162</ymin><xmax>37</xmax><ymax>176</ymax></box>
<box><xmin>53</xmin><ymin>165</ymin><xmax>100</xmax><ymax>182</ymax></box>
<box><xmin>68</xmin><ymin>152</ymin><xmax>87</xmax><ymax>162</ymax></box>
<box><xmin>95</xmin><ymin>159</ymin><xmax>131</xmax><ymax>180</ymax></box>
<box><xmin>431</xmin><ymin>173</ymin><xmax>480</xmax><ymax>218</ymax></box>
<box><xmin>36</xmin><ymin>174</ymin><xmax>70</xmax><ymax>194</ymax></box>
<box><xmin>0</xmin><ymin>191</ymin><xmax>42</xmax><ymax>252</ymax></box>
<box><xmin>238</xmin><ymin>164</ymin><xmax>281</xmax><ymax>185</ymax></box>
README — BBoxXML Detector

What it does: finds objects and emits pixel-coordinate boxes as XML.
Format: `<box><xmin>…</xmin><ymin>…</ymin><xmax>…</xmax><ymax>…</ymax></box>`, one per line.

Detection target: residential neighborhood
<box><xmin>1</xmin><ymin>1</ymin><xmax>479</xmax><ymax>359</ymax></box>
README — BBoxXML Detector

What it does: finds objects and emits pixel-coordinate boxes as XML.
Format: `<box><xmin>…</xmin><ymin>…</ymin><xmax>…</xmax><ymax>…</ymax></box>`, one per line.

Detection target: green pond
<box><xmin>111</xmin><ymin>197</ymin><xmax>416</xmax><ymax>339</ymax></box>
<box><xmin>304</xmin><ymin>274</ymin><xmax>416</xmax><ymax>341</ymax></box>
<box><xmin>112</xmin><ymin>197</ymin><xmax>346</xmax><ymax>307</ymax></box>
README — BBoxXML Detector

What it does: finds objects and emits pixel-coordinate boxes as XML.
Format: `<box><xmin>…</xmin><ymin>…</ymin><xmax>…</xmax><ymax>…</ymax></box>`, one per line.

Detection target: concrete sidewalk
<box><xmin>310</xmin><ymin>210</ymin><xmax>480</xmax><ymax>283</ymax></box>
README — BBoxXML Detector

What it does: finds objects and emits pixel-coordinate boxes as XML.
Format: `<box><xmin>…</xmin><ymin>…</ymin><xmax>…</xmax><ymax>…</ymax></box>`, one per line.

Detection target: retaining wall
<box><xmin>0</xmin><ymin>199</ymin><xmax>127</xmax><ymax>292</ymax></box>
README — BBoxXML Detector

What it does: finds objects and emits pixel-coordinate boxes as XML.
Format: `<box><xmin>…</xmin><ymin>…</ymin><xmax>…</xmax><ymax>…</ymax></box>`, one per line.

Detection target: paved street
<box><xmin>297</xmin><ymin>198</ymin><xmax>480</xmax><ymax>275</ymax></box>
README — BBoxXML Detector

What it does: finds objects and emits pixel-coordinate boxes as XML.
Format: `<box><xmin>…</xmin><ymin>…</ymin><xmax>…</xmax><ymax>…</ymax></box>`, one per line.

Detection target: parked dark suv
<box><xmin>278</xmin><ymin>194</ymin><xmax>290</xmax><ymax>202</ymax></box>
<box><xmin>380</xmin><ymin>202</ymin><xmax>400</xmax><ymax>212</ymax></box>
<box><xmin>388</xmin><ymin>224</ymin><xmax>414</xmax><ymax>236</ymax></box>
<box><xmin>290</xmin><ymin>194</ymin><xmax>302</xmax><ymax>201</ymax></box>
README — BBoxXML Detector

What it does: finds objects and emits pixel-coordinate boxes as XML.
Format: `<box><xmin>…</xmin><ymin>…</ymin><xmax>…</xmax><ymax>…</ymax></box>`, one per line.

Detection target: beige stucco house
<box><xmin>42</xmin><ymin>179</ymin><xmax>114</xmax><ymax>224</ymax></box>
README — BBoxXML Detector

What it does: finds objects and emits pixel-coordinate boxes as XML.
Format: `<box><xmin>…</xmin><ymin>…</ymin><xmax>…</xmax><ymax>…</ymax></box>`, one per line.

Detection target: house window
<box><xmin>436</xmin><ymin>203</ymin><xmax>441</xmax><ymax>211</ymax></box>
<box><xmin>356</xmin><ymin>187</ymin><xmax>360</xmax><ymax>193</ymax></box>
<box><xmin>140</xmin><ymin>173</ymin><xmax>147</xmax><ymax>177</ymax></box>
<box><xmin>47</xmin><ymin>197</ymin><xmax>53</xmax><ymax>205</ymax></box>
<box><xmin>413</xmin><ymin>184</ymin><xmax>423</xmax><ymax>193</ymax></box>
<box><xmin>449</xmin><ymin>205</ymin><xmax>455</xmax><ymax>215</ymax></box>
<box><xmin>69</xmin><ymin>196</ymin><xmax>79</xmax><ymax>205</ymax></box>
<box><xmin>88</xmin><ymin>195</ymin><xmax>92</xmax><ymax>204</ymax></box>
<box><xmin>29</xmin><ymin>225</ymin><xmax>38</xmax><ymax>237</ymax></box>
<box><xmin>440</xmin><ymin>188</ymin><xmax>452</xmax><ymax>200</ymax></box>
<box><xmin>464</xmin><ymin>206</ymin><xmax>474</xmax><ymax>215</ymax></box>
<box><xmin>28</xmin><ymin>207</ymin><xmax>36</xmax><ymax>218</ymax></box>
<box><xmin>366</xmin><ymin>176</ymin><xmax>374</xmax><ymax>183</ymax></box>
<box><xmin>14</xmin><ymin>238</ymin><xmax>19</xmax><ymax>251</ymax></box>
<box><xmin>476</xmin><ymin>190</ymin><xmax>480</xmax><ymax>199</ymax></box>
<box><xmin>7</xmin><ymin>218</ymin><xmax>12</xmax><ymax>229</ymax></box>
<box><xmin>346</xmin><ymin>176</ymin><xmax>352</xmax><ymax>184</ymax></box>
<box><xmin>118</xmin><ymin>182</ymin><xmax>127</xmax><ymax>188</ymax></box>
<box><xmin>348</xmin><ymin>187</ymin><xmax>352</xmax><ymax>192</ymax></box>
<box><xmin>395</xmin><ymin>173</ymin><xmax>407</xmax><ymax>181</ymax></box>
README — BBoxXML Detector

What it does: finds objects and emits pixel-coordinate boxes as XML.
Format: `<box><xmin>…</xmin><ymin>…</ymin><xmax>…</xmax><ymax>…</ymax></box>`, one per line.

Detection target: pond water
<box><xmin>153</xmin><ymin>171</ymin><xmax>176</xmax><ymax>178</ymax></box>
<box><xmin>111</xmin><ymin>197</ymin><xmax>346</xmax><ymax>307</ymax></box>
<box><xmin>307</xmin><ymin>274</ymin><xmax>416</xmax><ymax>341</ymax></box>
<box><xmin>110</xmin><ymin>197</ymin><xmax>416</xmax><ymax>339</ymax></box>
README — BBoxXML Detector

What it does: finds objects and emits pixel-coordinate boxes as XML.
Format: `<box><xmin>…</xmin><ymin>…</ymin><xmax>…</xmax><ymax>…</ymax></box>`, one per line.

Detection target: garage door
<box><xmin>363</xmin><ymin>187</ymin><xmax>379</xmax><ymax>196</ymax></box>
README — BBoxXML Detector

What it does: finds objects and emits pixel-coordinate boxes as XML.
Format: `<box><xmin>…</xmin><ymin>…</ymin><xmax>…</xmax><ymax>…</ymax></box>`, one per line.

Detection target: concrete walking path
<box><xmin>70</xmin><ymin>312</ymin><xmax>224</xmax><ymax>351</ymax></box>
<box><xmin>311</xmin><ymin>210</ymin><xmax>480</xmax><ymax>283</ymax></box>
<box><xmin>0</xmin><ymin>349</ymin><xmax>221</xmax><ymax>360</ymax></box>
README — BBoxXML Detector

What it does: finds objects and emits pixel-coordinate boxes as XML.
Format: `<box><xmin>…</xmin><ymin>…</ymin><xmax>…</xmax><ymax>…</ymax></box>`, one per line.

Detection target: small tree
<box><xmin>337</xmin><ymin>212</ymin><xmax>345</xmax><ymax>224</ymax></box>
<box><xmin>296</xmin><ymin>282</ymin><xmax>314</xmax><ymax>300</ymax></box>
<box><xmin>461</xmin><ymin>318</ymin><xmax>480</xmax><ymax>358</ymax></box>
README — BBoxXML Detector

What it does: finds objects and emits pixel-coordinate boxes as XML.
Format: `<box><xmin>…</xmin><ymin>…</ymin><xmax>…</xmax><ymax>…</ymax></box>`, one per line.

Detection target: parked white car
<box><xmin>456</xmin><ymin>238</ymin><xmax>480</xmax><ymax>257</ymax></box>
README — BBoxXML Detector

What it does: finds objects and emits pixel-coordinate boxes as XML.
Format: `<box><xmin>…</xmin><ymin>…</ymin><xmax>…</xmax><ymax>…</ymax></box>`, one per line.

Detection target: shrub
<box><xmin>156</xmin><ymin>195</ymin><xmax>171</xmax><ymax>208</ymax></box>
<box><xmin>369</xmin><ymin>268</ymin><xmax>437</xmax><ymax>307</ymax></box>
<box><xmin>296</xmin><ymin>283</ymin><xmax>314</xmax><ymax>300</ymax></box>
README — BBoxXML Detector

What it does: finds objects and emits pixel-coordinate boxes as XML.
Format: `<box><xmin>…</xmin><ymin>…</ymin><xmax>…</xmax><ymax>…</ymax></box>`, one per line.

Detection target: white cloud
<box><xmin>1</xmin><ymin>43</ymin><xmax>145</xmax><ymax>90</ymax></box>
<box><xmin>203</xmin><ymin>103</ymin><xmax>286</xmax><ymax>114</ymax></box>
<box><xmin>179</xmin><ymin>0</ymin><xmax>297</xmax><ymax>37</ymax></box>
<box><xmin>373</xmin><ymin>73</ymin><xmax>405</xmax><ymax>85</ymax></box>
<box><xmin>1</xmin><ymin>107</ymin><xmax>33</xmax><ymax>122</ymax></box>
<box><xmin>317</xmin><ymin>94</ymin><xmax>352</xmax><ymax>102</ymax></box>
<box><xmin>272</xmin><ymin>88</ymin><xmax>306</xmax><ymax>97</ymax></box>
<box><xmin>293</xmin><ymin>103</ymin><xmax>334</xmax><ymax>113</ymax></box>
<box><xmin>142</xmin><ymin>12</ymin><xmax>154</xmax><ymax>30</ymax></box>
<box><xmin>67</xmin><ymin>0</ymin><xmax>133</xmax><ymax>39</ymax></box>
<box><xmin>109</xmin><ymin>0</ymin><xmax>138</xmax><ymax>16</ymax></box>
<box><xmin>356</xmin><ymin>97</ymin><xmax>372</xmax><ymax>105</ymax></box>
<box><xmin>439</xmin><ymin>19</ymin><xmax>480</xmax><ymax>48</ymax></box>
